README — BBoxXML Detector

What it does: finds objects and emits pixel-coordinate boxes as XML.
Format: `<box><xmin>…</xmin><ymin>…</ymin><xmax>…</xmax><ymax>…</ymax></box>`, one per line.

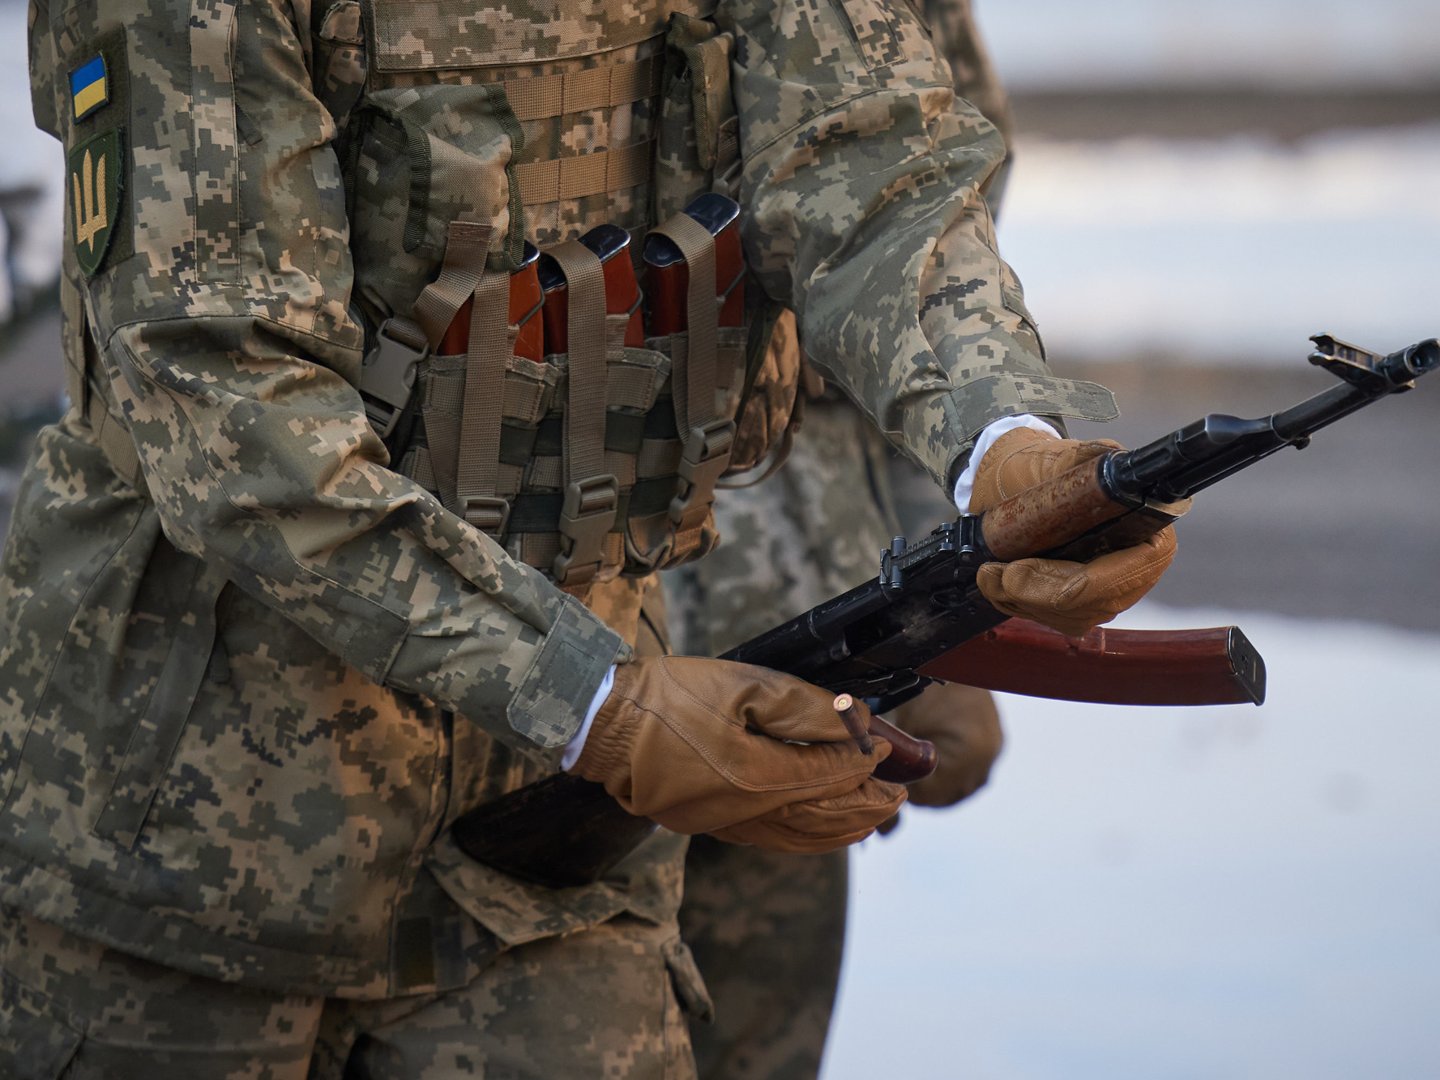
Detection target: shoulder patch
<box><xmin>69</xmin><ymin>53</ymin><xmax>110</xmax><ymax>122</ymax></box>
<box><xmin>68</xmin><ymin>129</ymin><xmax>124</xmax><ymax>276</ymax></box>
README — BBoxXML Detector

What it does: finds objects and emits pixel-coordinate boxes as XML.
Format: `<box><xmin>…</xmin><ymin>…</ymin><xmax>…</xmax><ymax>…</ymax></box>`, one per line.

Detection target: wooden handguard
<box><xmin>979</xmin><ymin>452</ymin><xmax>1182</xmax><ymax>565</ymax></box>
<box><xmin>920</xmin><ymin>620</ymin><xmax>1267</xmax><ymax>706</ymax></box>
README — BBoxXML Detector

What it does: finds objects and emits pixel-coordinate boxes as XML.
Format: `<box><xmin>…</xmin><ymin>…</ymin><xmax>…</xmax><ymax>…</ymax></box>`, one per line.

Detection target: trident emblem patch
<box><xmin>68</xmin><ymin>130</ymin><xmax>123</xmax><ymax>276</ymax></box>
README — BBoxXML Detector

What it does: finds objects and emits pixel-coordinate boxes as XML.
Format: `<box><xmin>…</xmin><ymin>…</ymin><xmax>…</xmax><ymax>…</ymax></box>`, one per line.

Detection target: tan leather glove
<box><xmin>572</xmin><ymin>656</ymin><xmax>908</xmax><ymax>853</ymax></box>
<box><xmin>969</xmin><ymin>428</ymin><xmax>1185</xmax><ymax>637</ymax></box>
<box><xmin>892</xmin><ymin>683</ymin><xmax>1004</xmax><ymax>808</ymax></box>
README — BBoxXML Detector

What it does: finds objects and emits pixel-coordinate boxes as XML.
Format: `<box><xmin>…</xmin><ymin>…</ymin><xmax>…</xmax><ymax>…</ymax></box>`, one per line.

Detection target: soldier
<box><xmin>0</xmin><ymin>1</ymin><xmax>1176</xmax><ymax>1077</ymax></box>
<box><xmin>671</xmin><ymin>379</ymin><xmax>1008</xmax><ymax>1079</ymax></box>
<box><xmin>670</xmin><ymin>7</ymin><xmax>1016</xmax><ymax>1075</ymax></box>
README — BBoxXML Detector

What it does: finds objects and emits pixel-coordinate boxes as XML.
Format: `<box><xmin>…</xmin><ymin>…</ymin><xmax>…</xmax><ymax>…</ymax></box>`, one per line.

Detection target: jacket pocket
<box><xmin>0</xmin><ymin>425</ymin><xmax>150</xmax><ymax>812</ymax></box>
<box><xmin>91</xmin><ymin>561</ymin><xmax>228</xmax><ymax>851</ymax></box>
<box><xmin>0</xmin><ymin>970</ymin><xmax>84</xmax><ymax>1079</ymax></box>
<box><xmin>654</xmin><ymin>13</ymin><xmax>739</xmax><ymax>223</ymax></box>
<box><xmin>349</xmin><ymin>84</ymin><xmax>525</xmax><ymax>331</ymax></box>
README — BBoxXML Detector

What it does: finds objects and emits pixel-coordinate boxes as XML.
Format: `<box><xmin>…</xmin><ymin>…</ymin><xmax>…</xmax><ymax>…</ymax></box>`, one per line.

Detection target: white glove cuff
<box><xmin>952</xmin><ymin>415</ymin><xmax>1060</xmax><ymax>513</ymax></box>
<box><xmin>561</xmin><ymin>663</ymin><xmax>616</xmax><ymax>772</ymax></box>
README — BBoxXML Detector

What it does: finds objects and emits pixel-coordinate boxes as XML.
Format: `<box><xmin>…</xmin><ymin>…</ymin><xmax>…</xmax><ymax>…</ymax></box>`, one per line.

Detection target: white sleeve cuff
<box><xmin>561</xmin><ymin>663</ymin><xmax>616</xmax><ymax>772</ymax></box>
<box><xmin>952</xmin><ymin>415</ymin><xmax>1060</xmax><ymax>513</ymax></box>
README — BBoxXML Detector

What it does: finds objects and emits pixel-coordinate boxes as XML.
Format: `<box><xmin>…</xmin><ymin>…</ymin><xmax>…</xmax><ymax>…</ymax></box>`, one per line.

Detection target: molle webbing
<box><xmin>365</xmin><ymin>0</ymin><xmax>718</xmax><ymax>75</ymax></box>
<box><xmin>514</xmin><ymin>141</ymin><xmax>653</xmax><ymax>207</ymax></box>
<box><xmin>499</xmin><ymin>56</ymin><xmax>662</xmax><ymax>123</ymax></box>
<box><xmin>501</xmin><ymin>53</ymin><xmax>662</xmax><ymax>208</ymax></box>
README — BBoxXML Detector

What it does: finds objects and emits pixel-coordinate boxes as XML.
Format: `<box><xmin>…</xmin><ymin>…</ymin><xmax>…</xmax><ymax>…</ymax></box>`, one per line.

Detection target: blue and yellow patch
<box><xmin>69</xmin><ymin>54</ymin><xmax>109</xmax><ymax>122</ymax></box>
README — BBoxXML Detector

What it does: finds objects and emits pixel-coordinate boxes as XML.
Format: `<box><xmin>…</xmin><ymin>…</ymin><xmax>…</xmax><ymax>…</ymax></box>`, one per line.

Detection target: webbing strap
<box><xmin>454</xmin><ymin>267</ymin><xmax>513</xmax><ymax>532</ymax></box>
<box><xmin>549</xmin><ymin>242</ymin><xmax>608</xmax><ymax>485</ymax></box>
<box><xmin>412</xmin><ymin>220</ymin><xmax>494</xmax><ymax>349</ymax></box>
<box><xmin>546</xmin><ymin>240</ymin><xmax>617</xmax><ymax>585</ymax></box>
<box><xmin>500</xmin><ymin>55</ymin><xmax>661</xmax><ymax>122</ymax></box>
<box><xmin>405</xmin><ymin>219</ymin><xmax>514</xmax><ymax>532</ymax></box>
<box><xmin>515</xmin><ymin>141</ymin><xmax>652</xmax><ymax>206</ymax></box>
<box><xmin>649</xmin><ymin>212</ymin><xmax>730</xmax><ymax>557</ymax></box>
<box><xmin>651</xmin><ymin>213</ymin><xmax>718</xmax><ymax>434</ymax></box>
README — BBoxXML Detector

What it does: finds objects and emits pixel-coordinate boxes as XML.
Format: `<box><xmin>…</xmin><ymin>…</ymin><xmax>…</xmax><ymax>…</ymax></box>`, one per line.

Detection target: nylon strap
<box><xmin>412</xmin><ymin>220</ymin><xmax>495</xmax><ymax>349</ymax></box>
<box><xmin>515</xmin><ymin>141</ymin><xmax>653</xmax><ymax>206</ymax></box>
<box><xmin>549</xmin><ymin>241</ymin><xmax>608</xmax><ymax>486</ymax></box>
<box><xmin>651</xmin><ymin>213</ymin><xmax>718</xmax><ymax>434</ymax></box>
<box><xmin>500</xmin><ymin>56</ymin><xmax>661</xmax><ymax>122</ymax></box>
<box><xmin>453</xmin><ymin>267</ymin><xmax>514</xmax><ymax>532</ymax></box>
<box><xmin>546</xmin><ymin>239</ymin><xmax>617</xmax><ymax>585</ymax></box>
<box><xmin>650</xmin><ymin>212</ymin><xmax>729</xmax><ymax>560</ymax></box>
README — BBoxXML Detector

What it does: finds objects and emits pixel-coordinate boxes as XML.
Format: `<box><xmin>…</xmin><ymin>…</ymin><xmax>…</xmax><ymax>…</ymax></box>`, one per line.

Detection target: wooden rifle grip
<box><xmin>868</xmin><ymin>713</ymin><xmax>938</xmax><ymax>784</ymax></box>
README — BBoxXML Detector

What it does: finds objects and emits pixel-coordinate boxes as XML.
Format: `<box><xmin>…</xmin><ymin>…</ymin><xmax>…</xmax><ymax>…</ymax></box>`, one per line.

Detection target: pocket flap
<box><xmin>0</xmin><ymin>971</ymin><xmax>84</xmax><ymax>1079</ymax></box>
<box><xmin>367</xmin><ymin>0</ymin><xmax>719</xmax><ymax>71</ymax></box>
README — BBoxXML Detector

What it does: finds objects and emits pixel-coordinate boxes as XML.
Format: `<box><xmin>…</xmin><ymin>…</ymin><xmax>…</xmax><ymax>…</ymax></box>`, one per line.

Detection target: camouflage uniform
<box><xmin>2</xmin><ymin>0</ymin><xmax>1112</xmax><ymax>1074</ymax></box>
<box><xmin>671</xmin><ymin>4</ymin><xmax>1018</xmax><ymax>1075</ymax></box>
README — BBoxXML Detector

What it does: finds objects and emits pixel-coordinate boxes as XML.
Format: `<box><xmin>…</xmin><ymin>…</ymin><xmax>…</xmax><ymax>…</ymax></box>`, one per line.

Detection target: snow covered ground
<box><xmin>826</xmin><ymin>604</ymin><xmax>1440</xmax><ymax>1080</ymax></box>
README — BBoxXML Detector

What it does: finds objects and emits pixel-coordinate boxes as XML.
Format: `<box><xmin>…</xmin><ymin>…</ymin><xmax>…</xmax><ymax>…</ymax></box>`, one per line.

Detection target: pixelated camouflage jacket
<box><xmin>1</xmin><ymin>0</ymin><xmax>1114</xmax><ymax>997</ymax></box>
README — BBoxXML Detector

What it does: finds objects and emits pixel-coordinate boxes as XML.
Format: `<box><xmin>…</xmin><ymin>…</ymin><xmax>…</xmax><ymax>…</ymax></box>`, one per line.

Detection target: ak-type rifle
<box><xmin>453</xmin><ymin>335</ymin><xmax>1438</xmax><ymax>888</ymax></box>
<box><xmin>725</xmin><ymin>334</ymin><xmax>1437</xmax><ymax>712</ymax></box>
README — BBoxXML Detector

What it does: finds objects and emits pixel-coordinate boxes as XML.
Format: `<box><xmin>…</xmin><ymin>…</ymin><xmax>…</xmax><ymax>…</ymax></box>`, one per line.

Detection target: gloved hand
<box><xmin>571</xmin><ymin>656</ymin><xmax>907</xmax><ymax>853</ymax></box>
<box><xmin>892</xmin><ymin>683</ymin><xmax>1003</xmax><ymax>808</ymax></box>
<box><xmin>969</xmin><ymin>427</ymin><xmax>1185</xmax><ymax>636</ymax></box>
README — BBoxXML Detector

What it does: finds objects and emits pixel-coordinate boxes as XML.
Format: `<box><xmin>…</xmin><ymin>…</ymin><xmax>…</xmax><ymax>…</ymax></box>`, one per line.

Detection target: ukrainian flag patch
<box><xmin>70</xmin><ymin>54</ymin><xmax>109</xmax><ymax>122</ymax></box>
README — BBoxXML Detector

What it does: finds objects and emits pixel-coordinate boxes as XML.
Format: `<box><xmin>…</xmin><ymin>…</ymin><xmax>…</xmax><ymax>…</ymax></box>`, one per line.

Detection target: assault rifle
<box><xmin>725</xmin><ymin>334</ymin><xmax>1436</xmax><ymax>712</ymax></box>
<box><xmin>452</xmin><ymin>334</ymin><xmax>1438</xmax><ymax>888</ymax></box>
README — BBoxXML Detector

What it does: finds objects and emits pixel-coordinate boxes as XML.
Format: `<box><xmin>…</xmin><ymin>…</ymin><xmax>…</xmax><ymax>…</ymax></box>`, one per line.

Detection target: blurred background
<box><xmin>0</xmin><ymin>1</ymin><xmax>1434</xmax><ymax>1077</ymax></box>
<box><xmin>827</xmin><ymin>3</ymin><xmax>1440</xmax><ymax>1078</ymax></box>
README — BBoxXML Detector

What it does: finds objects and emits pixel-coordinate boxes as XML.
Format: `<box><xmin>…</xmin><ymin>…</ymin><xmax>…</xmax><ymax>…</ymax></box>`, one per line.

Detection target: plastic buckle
<box><xmin>669</xmin><ymin>418</ymin><xmax>735</xmax><ymax>529</ymax></box>
<box><xmin>359</xmin><ymin>319</ymin><xmax>429</xmax><ymax>439</ymax></box>
<box><xmin>462</xmin><ymin>495</ymin><xmax>510</xmax><ymax>535</ymax></box>
<box><xmin>553</xmin><ymin>475</ymin><xmax>619</xmax><ymax>586</ymax></box>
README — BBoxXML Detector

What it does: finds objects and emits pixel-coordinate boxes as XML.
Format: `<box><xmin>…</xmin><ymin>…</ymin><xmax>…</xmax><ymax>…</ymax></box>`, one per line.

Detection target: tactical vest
<box><xmin>310</xmin><ymin>0</ymin><xmax>775</xmax><ymax>592</ymax></box>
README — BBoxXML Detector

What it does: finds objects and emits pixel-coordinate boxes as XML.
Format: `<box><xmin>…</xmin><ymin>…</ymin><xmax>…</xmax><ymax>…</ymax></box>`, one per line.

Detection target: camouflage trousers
<box><xmin>670</xmin><ymin>396</ymin><xmax>952</xmax><ymax>1079</ymax></box>
<box><xmin>0</xmin><ymin>904</ymin><xmax>701</xmax><ymax>1079</ymax></box>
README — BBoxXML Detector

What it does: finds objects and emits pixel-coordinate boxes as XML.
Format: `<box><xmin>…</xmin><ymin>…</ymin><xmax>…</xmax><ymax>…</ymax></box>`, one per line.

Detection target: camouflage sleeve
<box><xmin>33</xmin><ymin>0</ymin><xmax>621</xmax><ymax>761</ymax></box>
<box><xmin>925</xmin><ymin>0</ymin><xmax>1016</xmax><ymax>217</ymax></box>
<box><xmin>716</xmin><ymin>0</ymin><xmax>1117</xmax><ymax>488</ymax></box>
